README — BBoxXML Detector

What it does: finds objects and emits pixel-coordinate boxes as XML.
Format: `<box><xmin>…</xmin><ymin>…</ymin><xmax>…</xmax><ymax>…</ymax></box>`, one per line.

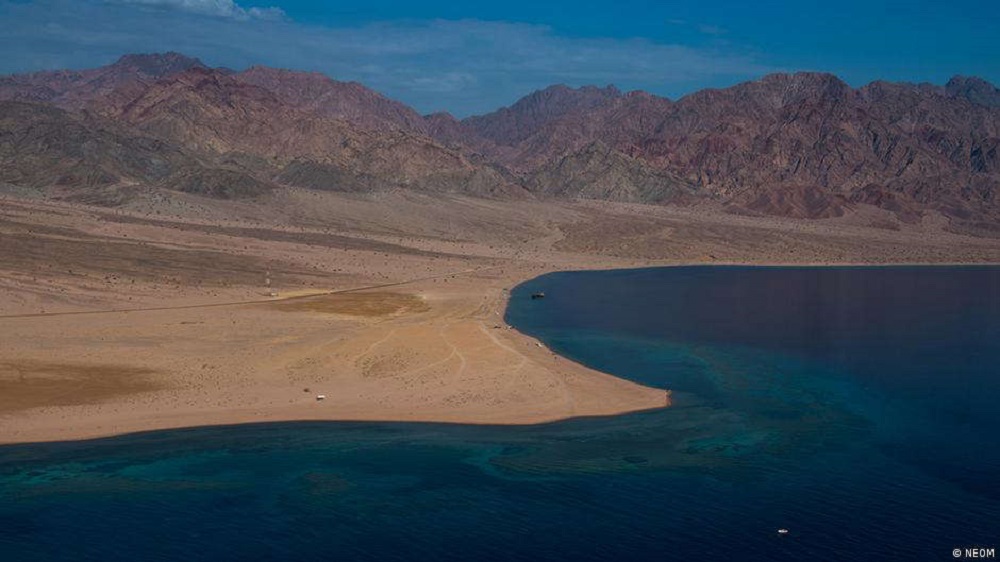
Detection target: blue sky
<box><xmin>1</xmin><ymin>0</ymin><xmax>998</xmax><ymax>116</ymax></box>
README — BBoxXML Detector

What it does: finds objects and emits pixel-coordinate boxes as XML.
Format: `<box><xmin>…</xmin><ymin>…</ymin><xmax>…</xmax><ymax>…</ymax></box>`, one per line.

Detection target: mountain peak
<box><xmin>2</xmin><ymin>53</ymin><xmax>999</xmax><ymax>224</ymax></box>
<box><xmin>946</xmin><ymin>75</ymin><xmax>1000</xmax><ymax>107</ymax></box>
<box><xmin>760</xmin><ymin>71</ymin><xmax>852</xmax><ymax>93</ymax></box>
<box><xmin>110</xmin><ymin>52</ymin><xmax>205</xmax><ymax>77</ymax></box>
<box><xmin>464</xmin><ymin>83</ymin><xmax>624</xmax><ymax>146</ymax></box>
<box><xmin>511</xmin><ymin>83</ymin><xmax>622</xmax><ymax>111</ymax></box>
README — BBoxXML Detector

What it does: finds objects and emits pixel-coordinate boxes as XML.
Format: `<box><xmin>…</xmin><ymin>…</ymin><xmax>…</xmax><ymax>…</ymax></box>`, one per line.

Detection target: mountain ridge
<box><xmin>1</xmin><ymin>53</ymin><xmax>997</xmax><ymax>227</ymax></box>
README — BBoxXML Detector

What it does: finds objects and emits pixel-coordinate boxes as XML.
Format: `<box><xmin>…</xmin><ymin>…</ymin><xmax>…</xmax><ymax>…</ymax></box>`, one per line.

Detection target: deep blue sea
<box><xmin>2</xmin><ymin>266</ymin><xmax>998</xmax><ymax>561</ymax></box>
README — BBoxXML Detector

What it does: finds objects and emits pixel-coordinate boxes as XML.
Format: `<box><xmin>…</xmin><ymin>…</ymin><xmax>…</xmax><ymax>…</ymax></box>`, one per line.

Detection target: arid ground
<box><xmin>2</xmin><ymin>188</ymin><xmax>999</xmax><ymax>444</ymax></box>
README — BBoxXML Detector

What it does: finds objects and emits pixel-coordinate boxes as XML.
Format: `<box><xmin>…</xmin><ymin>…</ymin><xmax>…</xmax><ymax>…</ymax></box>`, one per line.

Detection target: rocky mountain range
<box><xmin>2</xmin><ymin>52</ymin><xmax>998</xmax><ymax>227</ymax></box>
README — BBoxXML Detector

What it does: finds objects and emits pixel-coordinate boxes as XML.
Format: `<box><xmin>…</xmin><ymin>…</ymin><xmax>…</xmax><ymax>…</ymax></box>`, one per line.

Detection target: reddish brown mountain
<box><xmin>444</xmin><ymin>72</ymin><xmax>999</xmax><ymax>221</ymax></box>
<box><xmin>463</xmin><ymin>85</ymin><xmax>624</xmax><ymax>146</ymax></box>
<box><xmin>946</xmin><ymin>76</ymin><xmax>1000</xmax><ymax>108</ymax></box>
<box><xmin>527</xmin><ymin>141</ymin><xmax>696</xmax><ymax>204</ymax></box>
<box><xmin>234</xmin><ymin>66</ymin><xmax>429</xmax><ymax>133</ymax></box>
<box><xmin>1</xmin><ymin>62</ymin><xmax>519</xmax><ymax>199</ymax></box>
<box><xmin>0</xmin><ymin>52</ymin><xmax>205</xmax><ymax>109</ymax></box>
<box><xmin>1</xmin><ymin>53</ymin><xmax>998</xmax><ymax>227</ymax></box>
<box><xmin>0</xmin><ymin>101</ymin><xmax>269</xmax><ymax>201</ymax></box>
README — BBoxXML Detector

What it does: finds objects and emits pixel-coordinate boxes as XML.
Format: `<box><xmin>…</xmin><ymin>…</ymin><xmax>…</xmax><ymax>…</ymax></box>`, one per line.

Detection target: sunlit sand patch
<box><xmin>0</xmin><ymin>361</ymin><xmax>161</xmax><ymax>414</ymax></box>
<box><xmin>272</xmin><ymin>289</ymin><xmax>332</xmax><ymax>299</ymax></box>
<box><xmin>269</xmin><ymin>292</ymin><xmax>430</xmax><ymax>317</ymax></box>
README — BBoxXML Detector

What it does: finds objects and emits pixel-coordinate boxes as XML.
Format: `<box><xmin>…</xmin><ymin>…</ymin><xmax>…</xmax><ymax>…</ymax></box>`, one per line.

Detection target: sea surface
<box><xmin>1</xmin><ymin>266</ymin><xmax>998</xmax><ymax>561</ymax></box>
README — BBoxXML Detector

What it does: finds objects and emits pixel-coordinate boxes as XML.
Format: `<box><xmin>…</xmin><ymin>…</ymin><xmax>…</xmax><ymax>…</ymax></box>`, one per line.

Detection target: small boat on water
<box><xmin>531</xmin><ymin>292</ymin><xmax>546</xmax><ymax>300</ymax></box>
<box><xmin>777</xmin><ymin>529</ymin><xmax>789</xmax><ymax>535</ymax></box>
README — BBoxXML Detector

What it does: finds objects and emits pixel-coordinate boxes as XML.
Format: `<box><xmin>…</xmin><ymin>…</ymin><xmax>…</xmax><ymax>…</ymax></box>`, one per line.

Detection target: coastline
<box><xmin>3</xmin><ymin>192</ymin><xmax>1000</xmax><ymax>446</ymax></box>
<box><xmin>0</xmin><ymin>267</ymin><xmax>671</xmax><ymax>446</ymax></box>
<box><xmin>6</xmin><ymin>261</ymin><xmax>1000</xmax><ymax>446</ymax></box>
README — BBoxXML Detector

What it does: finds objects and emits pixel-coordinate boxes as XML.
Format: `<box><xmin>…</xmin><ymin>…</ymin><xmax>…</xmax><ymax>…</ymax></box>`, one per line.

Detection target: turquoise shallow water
<box><xmin>2</xmin><ymin>266</ymin><xmax>998</xmax><ymax>561</ymax></box>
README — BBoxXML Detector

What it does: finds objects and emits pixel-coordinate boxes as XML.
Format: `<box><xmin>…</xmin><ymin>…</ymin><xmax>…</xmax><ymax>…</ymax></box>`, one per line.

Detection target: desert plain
<box><xmin>2</xmin><ymin>187</ymin><xmax>999</xmax><ymax>444</ymax></box>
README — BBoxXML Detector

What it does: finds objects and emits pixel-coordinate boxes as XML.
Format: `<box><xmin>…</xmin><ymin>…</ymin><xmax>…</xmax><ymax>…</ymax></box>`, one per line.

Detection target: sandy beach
<box><xmin>2</xmin><ymin>189</ymin><xmax>999</xmax><ymax>444</ymax></box>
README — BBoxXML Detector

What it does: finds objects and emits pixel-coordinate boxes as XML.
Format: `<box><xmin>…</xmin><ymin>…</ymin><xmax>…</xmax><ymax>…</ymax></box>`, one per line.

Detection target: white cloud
<box><xmin>697</xmin><ymin>24</ymin><xmax>726</xmax><ymax>36</ymax></box>
<box><xmin>408</xmin><ymin>72</ymin><xmax>478</xmax><ymax>94</ymax></box>
<box><xmin>0</xmin><ymin>0</ymin><xmax>774</xmax><ymax>116</ymax></box>
<box><xmin>109</xmin><ymin>0</ymin><xmax>285</xmax><ymax>21</ymax></box>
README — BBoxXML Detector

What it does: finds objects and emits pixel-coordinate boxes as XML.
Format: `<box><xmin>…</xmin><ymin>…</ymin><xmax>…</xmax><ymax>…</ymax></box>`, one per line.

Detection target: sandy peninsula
<box><xmin>2</xmin><ymin>189</ymin><xmax>999</xmax><ymax>444</ymax></box>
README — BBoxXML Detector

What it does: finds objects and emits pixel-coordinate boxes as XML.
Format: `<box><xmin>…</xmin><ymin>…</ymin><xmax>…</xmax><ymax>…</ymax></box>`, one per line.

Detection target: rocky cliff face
<box><xmin>234</xmin><ymin>66</ymin><xmax>430</xmax><ymax>134</ymax></box>
<box><xmin>1</xmin><ymin>53</ymin><xmax>997</xmax><ymax>226</ymax></box>
<box><xmin>446</xmin><ymin>72</ymin><xmax>999</xmax><ymax>221</ymax></box>
<box><xmin>464</xmin><ymin>85</ymin><xmax>624</xmax><ymax>147</ymax></box>
<box><xmin>1</xmin><ymin>58</ymin><xmax>520</xmax><ymax>199</ymax></box>
<box><xmin>0</xmin><ymin>53</ymin><xmax>206</xmax><ymax>108</ymax></box>
<box><xmin>0</xmin><ymin>101</ymin><xmax>269</xmax><ymax>199</ymax></box>
<box><xmin>528</xmin><ymin>142</ymin><xmax>696</xmax><ymax>204</ymax></box>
